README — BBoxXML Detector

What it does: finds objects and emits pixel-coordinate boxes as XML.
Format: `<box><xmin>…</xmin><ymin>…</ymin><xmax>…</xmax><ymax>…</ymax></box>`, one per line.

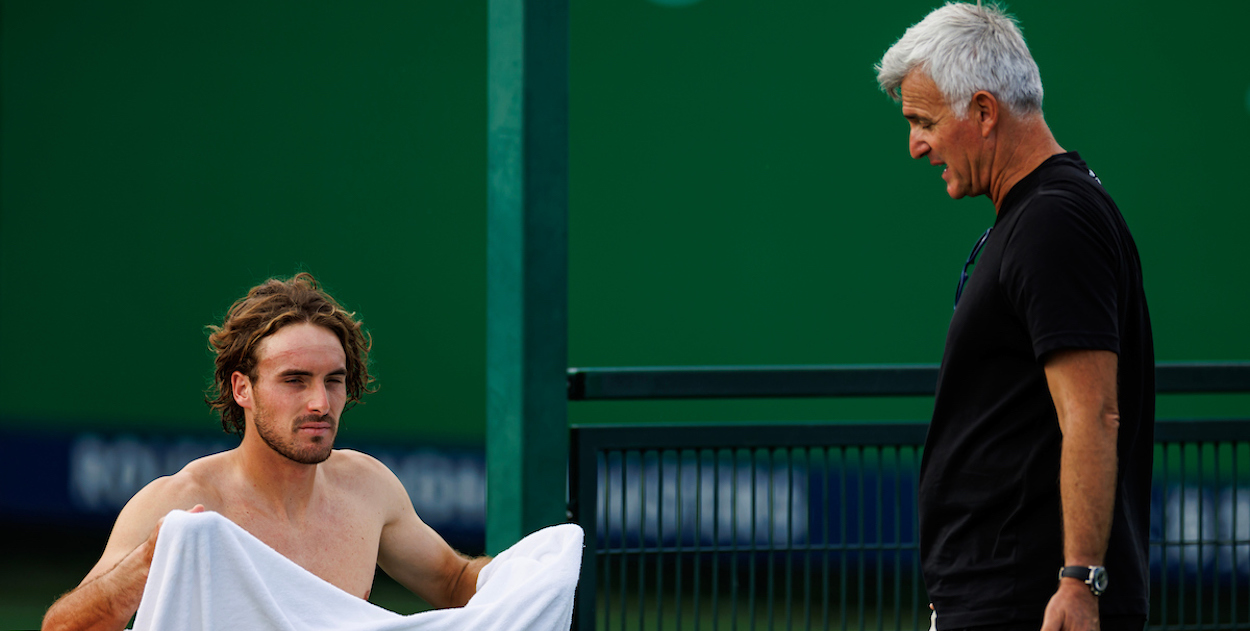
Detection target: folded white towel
<box><xmin>133</xmin><ymin>510</ymin><xmax>582</xmax><ymax>631</ymax></box>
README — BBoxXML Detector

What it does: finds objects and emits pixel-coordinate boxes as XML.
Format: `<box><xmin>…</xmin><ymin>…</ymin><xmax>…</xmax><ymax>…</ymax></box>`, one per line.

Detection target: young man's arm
<box><xmin>369</xmin><ymin>457</ymin><xmax>491</xmax><ymax>608</ymax></box>
<box><xmin>42</xmin><ymin>476</ymin><xmax>201</xmax><ymax>631</ymax></box>
<box><xmin>1040</xmin><ymin>348</ymin><xmax>1120</xmax><ymax>631</ymax></box>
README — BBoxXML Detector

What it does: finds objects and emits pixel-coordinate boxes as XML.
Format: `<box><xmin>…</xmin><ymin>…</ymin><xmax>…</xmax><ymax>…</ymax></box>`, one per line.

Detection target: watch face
<box><xmin>1091</xmin><ymin>567</ymin><xmax>1109</xmax><ymax>593</ymax></box>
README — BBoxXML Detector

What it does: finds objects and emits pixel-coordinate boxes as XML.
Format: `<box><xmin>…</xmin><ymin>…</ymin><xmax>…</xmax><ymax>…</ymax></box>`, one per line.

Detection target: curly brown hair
<box><xmin>205</xmin><ymin>273</ymin><xmax>375</xmax><ymax>435</ymax></box>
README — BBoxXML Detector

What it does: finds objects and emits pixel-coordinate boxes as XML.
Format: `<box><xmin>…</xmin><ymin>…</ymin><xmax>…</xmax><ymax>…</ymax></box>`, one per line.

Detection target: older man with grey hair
<box><xmin>876</xmin><ymin>4</ymin><xmax>1154</xmax><ymax>631</ymax></box>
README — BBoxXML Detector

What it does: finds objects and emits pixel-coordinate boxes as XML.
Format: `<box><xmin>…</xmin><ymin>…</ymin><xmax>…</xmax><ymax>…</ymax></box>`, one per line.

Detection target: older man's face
<box><xmin>899</xmin><ymin>70</ymin><xmax>988</xmax><ymax>200</ymax></box>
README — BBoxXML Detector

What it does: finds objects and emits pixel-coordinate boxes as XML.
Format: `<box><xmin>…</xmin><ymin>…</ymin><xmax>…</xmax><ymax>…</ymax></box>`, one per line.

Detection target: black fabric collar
<box><xmin>996</xmin><ymin>151</ymin><xmax>1083</xmax><ymax>225</ymax></box>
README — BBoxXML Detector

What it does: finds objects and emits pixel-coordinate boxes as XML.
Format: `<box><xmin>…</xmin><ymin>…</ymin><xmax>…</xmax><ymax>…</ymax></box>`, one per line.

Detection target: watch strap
<box><xmin>1058</xmin><ymin>565</ymin><xmax>1107</xmax><ymax>596</ymax></box>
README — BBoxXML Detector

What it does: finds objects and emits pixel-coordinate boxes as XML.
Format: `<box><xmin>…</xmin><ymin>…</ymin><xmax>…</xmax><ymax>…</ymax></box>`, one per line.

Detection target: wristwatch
<box><xmin>1059</xmin><ymin>565</ymin><xmax>1108</xmax><ymax>596</ymax></box>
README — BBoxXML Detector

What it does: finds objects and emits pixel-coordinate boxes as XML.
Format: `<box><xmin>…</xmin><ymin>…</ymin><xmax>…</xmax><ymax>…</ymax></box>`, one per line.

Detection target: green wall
<box><xmin>1</xmin><ymin>2</ymin><xmax>488</xmax><ymax>441</ymax></box>
<box><xmin>4</xmin><ymin>0</ymin><xmax>1248</xmax><ymax>443</ymax></box>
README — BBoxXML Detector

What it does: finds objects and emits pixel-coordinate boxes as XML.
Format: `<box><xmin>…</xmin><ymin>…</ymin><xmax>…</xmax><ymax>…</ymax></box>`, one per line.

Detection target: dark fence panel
<box><xmin>570</xmin><ymin>420</ymin><xmax>1250</xmax><ymax>631</ymax></box>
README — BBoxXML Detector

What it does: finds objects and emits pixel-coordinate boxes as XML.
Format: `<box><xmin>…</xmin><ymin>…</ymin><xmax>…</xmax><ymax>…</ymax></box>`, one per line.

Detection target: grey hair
<box><xmin>875</xmin><ymin>2</ymin><xmax>1043</xmax><ymax>118</ymax></box>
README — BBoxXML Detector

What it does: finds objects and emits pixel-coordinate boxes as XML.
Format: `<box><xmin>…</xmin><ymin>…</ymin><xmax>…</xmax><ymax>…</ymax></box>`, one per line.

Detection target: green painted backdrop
<box><xmin>3</xmin><ymin>0</ymin><xmax>1248</xmax><ymax>444</ymax></box>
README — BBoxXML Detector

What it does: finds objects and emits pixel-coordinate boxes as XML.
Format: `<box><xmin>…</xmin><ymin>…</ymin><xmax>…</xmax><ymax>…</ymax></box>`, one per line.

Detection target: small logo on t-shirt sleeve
<box><xmin>1088</xmin><ymin>169</ymin><xmax>1103</xmax><ymax>185</ymax></box>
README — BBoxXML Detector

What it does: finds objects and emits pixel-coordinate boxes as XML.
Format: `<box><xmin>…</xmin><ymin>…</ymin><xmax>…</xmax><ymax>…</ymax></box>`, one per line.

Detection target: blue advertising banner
<box><xmin>0</xmin><ymin>429</ymin><xmax>486</xmax><ymax>551</ymax></box>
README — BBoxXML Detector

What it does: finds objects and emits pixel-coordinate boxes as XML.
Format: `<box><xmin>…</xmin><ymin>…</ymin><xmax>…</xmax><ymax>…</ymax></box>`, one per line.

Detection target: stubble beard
<box><xmin>253</xmin><ymin>403</ymin><xmax>336</xmax><ymax>465</ymax></box>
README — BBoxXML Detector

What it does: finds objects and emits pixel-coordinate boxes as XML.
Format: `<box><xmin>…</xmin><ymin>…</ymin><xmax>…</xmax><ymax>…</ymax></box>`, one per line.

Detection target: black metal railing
<box><xmin>567</xmin><ymin>362</ymin><xmax>1250</xmax><ymax>631</ymax></box>
<box><xmin>568</xmin><ymin>362</ymin><xmax>1250</xmax><ymax>401</ymax></box>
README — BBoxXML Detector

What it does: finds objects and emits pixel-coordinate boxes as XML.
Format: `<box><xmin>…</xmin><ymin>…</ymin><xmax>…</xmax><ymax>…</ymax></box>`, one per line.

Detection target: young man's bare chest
<box><xmin>213</xmin><ymin>483</ymin><xmax>385</xmax><ymax>599</ymax></box>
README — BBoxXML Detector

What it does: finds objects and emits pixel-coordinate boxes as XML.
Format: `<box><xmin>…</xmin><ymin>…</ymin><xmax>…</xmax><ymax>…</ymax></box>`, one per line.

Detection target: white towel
<box><xmin>133</xmin><ymin>510</ymin><xmax>582</xmax><ymax>631</ymax></box>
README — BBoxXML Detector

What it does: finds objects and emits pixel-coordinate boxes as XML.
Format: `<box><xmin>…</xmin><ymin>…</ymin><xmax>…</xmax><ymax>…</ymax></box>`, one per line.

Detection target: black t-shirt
<box><xmin>920</xmin><ymin>152</ymin><xmax>1154</xmax><ymax>629</ymax></box>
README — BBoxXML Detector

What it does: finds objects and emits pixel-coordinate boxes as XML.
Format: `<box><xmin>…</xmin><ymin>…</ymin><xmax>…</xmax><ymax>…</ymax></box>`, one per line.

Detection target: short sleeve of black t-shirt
<box><xmin>1000</xmin><ymin>180</ymin><xmax>1123</xmax><ymax>360</ymax></box>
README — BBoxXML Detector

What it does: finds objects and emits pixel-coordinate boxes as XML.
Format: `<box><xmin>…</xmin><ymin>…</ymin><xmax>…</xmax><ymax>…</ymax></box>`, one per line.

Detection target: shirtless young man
<box><xmin>43</xmin><ymin>273</ymin><xmax>489</xmax><ymax>631</ymax></box>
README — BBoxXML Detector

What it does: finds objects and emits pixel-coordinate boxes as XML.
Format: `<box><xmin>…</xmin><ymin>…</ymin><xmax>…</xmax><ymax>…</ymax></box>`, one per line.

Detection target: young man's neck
<box><xmin>233</xmin><ymin>434</ymin><xmax>324</xmax><ymax>520</ymax></box>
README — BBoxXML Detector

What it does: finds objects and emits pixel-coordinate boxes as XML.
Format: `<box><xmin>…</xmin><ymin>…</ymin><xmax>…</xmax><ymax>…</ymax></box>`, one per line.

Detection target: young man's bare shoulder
<box><xmin>324</xmin><ymin>449</ymin><xmax>407</xmax><ymax>497</ymax></box>
<box><xmin>144</xmin><ymin>450</ymin><xmax>233</xmax><ymax>508</ymax></box>
<box><xmin>325</xmin><ymin>448</ymin><xmax>396</xmax><ymax>478</ymax></box>
<box><xmin>102</xmin><ymin>450</ymin><xmax>231</xmax><ymax>544</ymax></box>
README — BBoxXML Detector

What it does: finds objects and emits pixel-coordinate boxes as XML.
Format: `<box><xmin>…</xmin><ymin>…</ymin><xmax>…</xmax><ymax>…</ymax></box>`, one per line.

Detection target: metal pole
<box><xmin>486</xmin><ymin>0</ymin><xmax>569</xmax><ymax>555</ymax></box>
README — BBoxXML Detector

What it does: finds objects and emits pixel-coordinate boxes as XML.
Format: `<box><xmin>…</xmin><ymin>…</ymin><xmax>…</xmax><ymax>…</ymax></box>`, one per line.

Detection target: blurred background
<box><xmin>2</xmin><ymin>0</ymin><xmax>1247</xmax><ymax>627</ymax></box>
